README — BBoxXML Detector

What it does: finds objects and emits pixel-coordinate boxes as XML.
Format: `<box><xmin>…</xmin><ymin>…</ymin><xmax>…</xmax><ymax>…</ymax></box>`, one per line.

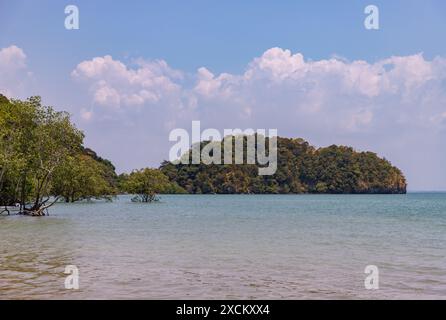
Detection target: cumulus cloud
<box><xmin>72</xmin><ymin>48</ymin><xmax>446</xmax><ymax>134</ymax></box>
<box><xmin>0</xmin><ymin>45</ymin><xmax>26</xmax><ymax>70</ymax></box>
<box><xmin>73</xmin><ymin>48</ymin><xmax>446</xmax><ymax>189</ymax></box>
<box><xmin>0</xmin><ymin>45</ymin><xmax>30</xmax><ymax>97</ymax></box>
<box><xmin>189</xmin><ymin>48</ymin><xmax>446</xmax><ymax>134</ymax></box>
<box><xmin>72</xmin><ymin>55</ymin><xmax>184</xmax><ymax>109</ymax></box>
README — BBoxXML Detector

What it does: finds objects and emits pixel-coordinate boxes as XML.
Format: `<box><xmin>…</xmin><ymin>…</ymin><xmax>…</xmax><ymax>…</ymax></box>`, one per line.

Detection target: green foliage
<box><xmin>52</xmin><ymin>154</ymin><xmax>117</xmax><ymax>202</ymax></box>
<box><xmin>160</xmin><ymin>137</ymin><xmax>407</xmax><ymax>194</ymax></box>
<box><xmin>121</xmin><ymin>168</ymin><xmax>173</xmax><ymax>202</ymax></box>
<box><xmin>0</xmin><ymin>95</ymin><xmax>118</xmax><ymax>214</ymax></box>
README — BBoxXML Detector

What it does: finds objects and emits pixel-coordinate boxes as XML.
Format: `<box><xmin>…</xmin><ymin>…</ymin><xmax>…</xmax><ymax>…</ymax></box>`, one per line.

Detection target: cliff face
<box><xmin>161</xmin><ymin>137</ymin><xmax>407</xmax><ymax>194</ymax></box>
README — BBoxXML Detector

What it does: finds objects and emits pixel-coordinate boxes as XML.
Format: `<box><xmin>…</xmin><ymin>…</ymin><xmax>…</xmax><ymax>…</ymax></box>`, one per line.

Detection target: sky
<box><xmin>1</xmin><ymin>0</ymin><xmax>446</xmax><ymax>191</ymax></box>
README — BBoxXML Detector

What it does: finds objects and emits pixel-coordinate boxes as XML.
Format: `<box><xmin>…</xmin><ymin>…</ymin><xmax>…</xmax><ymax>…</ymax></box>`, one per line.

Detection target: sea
<box><xmin>0</xmin><ymin>193</ymin><xmax>445</xmax><ymax>299</ymax></box>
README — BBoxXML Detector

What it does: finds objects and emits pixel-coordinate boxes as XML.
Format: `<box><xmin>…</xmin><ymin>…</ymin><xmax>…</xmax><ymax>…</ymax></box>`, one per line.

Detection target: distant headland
<box><xmin>160</xmin><ymin>137</ymin><xmax>407</xmax><ymax>195</ymax></box>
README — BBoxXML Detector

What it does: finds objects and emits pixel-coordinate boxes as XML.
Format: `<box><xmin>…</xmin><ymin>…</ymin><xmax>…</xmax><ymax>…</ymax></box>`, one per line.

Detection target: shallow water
<box><xmin>0</xmin><ymin>194</ymin><xmax>445</xmax><ymax>299</ymax></box>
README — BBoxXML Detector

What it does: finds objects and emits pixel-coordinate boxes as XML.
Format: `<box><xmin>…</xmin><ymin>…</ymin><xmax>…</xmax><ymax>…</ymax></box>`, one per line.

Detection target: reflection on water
<box><xmin>0</xmin><ymin>194</ymin><xmax>446</xmax><ymax>299</ymax></box>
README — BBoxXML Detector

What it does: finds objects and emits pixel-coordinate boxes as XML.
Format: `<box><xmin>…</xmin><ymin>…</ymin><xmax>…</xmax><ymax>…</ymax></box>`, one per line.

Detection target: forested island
<box><xmin>0</xmin><ymin>95</ymin><xmax>406</xmax><ymax>215</ymax></box>
<box><xmin>160</xmin><ymin>137</ymin><xmax>407</xmax><ymax>195</ymax></box>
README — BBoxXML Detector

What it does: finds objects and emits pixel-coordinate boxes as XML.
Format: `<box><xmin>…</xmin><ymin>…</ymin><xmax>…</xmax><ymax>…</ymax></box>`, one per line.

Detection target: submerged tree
<box><xmin>52</xmin><ymin>154</ymin><xmax>117</xmax><ymax>202</ymax></box>
<box><xmin>121</xmin><ymin>168</ymin><xmax>171</xmax><ymax>203</ymax></box>
<box><xmin>0</xmin><ymin>96</ymin><xmax>84</xmax><ymax>215</ymax></box>
<box><xmin>0</xmin><ymin>95</ymin><xmax>118</xmax><ymax>215</ymax></box>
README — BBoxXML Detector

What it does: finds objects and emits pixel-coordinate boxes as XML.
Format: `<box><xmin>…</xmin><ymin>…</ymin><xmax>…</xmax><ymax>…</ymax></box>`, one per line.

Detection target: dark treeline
<box><xmin>160</xmin><ymin>137</ymin><xmax>407</xmax><ymax>194</ymax></box>
<box><xmin>1</xmin><ymin>95</ymin><xmax>406</xmax><ymax>215</ymax></box>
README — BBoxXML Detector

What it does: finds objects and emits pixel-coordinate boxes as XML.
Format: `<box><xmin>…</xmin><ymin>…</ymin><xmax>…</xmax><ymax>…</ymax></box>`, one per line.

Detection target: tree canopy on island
<box><xmin>160</xmin><ymin>137</ymin><xmax>407</xmax><ymax>194</ymax></box>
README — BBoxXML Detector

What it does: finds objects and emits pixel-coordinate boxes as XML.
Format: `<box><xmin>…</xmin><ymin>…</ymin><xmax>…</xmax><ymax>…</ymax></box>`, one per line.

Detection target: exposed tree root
<box><xmin>0</xmin><ymin>206</ymin><xmax>10</xmax><ymax>215</ymax></box>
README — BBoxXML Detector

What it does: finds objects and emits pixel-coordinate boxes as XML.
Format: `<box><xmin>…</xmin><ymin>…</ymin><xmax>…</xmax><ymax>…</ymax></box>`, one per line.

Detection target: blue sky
<box><xmin>1</xmin><ymin>0</ymin><xmax>446</xmax><ymax>190</ymax></box>
<box><xmin>3</xmin><ymin>1</ymin><xmax>446</xmax><ymax>72</ymax></box>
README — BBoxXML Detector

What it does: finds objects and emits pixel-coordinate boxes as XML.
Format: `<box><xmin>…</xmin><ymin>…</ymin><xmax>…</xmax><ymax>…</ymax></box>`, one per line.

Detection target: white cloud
<box><xmin>93</xmin><ymin>84</ymin><xmax>121</xmax><ymax>108</ymax></box>
<box><xmin>72</xmin><ymin>48</ymin><xmax>446</xmax><ymax>135</ymax></box>
<box><xmin>0</xmin><ymin>45</ymin><xmax>26</xmax><ymax>70</ymax></box>
<box><xmin>0</xmin><ymin>45</ymin><xmax>29</xmax><ymax>97</ymax></box>
<box><xmin>190</xmin><ymin>48</ymin><xmax>446</xmax><ymax>133</ymax></box>
<box><xmin>73</xmin><ymin>48</ymin><xmax>446</xmax><ymax>189</ymax></box>
<box><xmin>72</xmin><ymin>55</ymin><xmax>183</xmax><ymax>109</ymax></box>
<box><xmin>80</xmin><ymin>108</ymin><xmax>93</xmax><ymax>121</ymax></box>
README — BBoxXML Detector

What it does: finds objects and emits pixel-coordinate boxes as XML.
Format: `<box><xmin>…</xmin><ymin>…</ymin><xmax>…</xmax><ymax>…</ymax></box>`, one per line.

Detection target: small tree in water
<box><xmin>122</xmin><ymin>168</ymin><xmax>170</xmax><ymax>203</ymax></box>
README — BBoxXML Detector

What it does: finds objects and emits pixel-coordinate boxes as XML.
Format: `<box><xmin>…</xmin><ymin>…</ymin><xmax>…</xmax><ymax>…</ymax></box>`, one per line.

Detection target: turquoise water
<box><xmin>0</xmin><ymin>194</ymin><xmax>445</xmax><ymax>299</ymax></box>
